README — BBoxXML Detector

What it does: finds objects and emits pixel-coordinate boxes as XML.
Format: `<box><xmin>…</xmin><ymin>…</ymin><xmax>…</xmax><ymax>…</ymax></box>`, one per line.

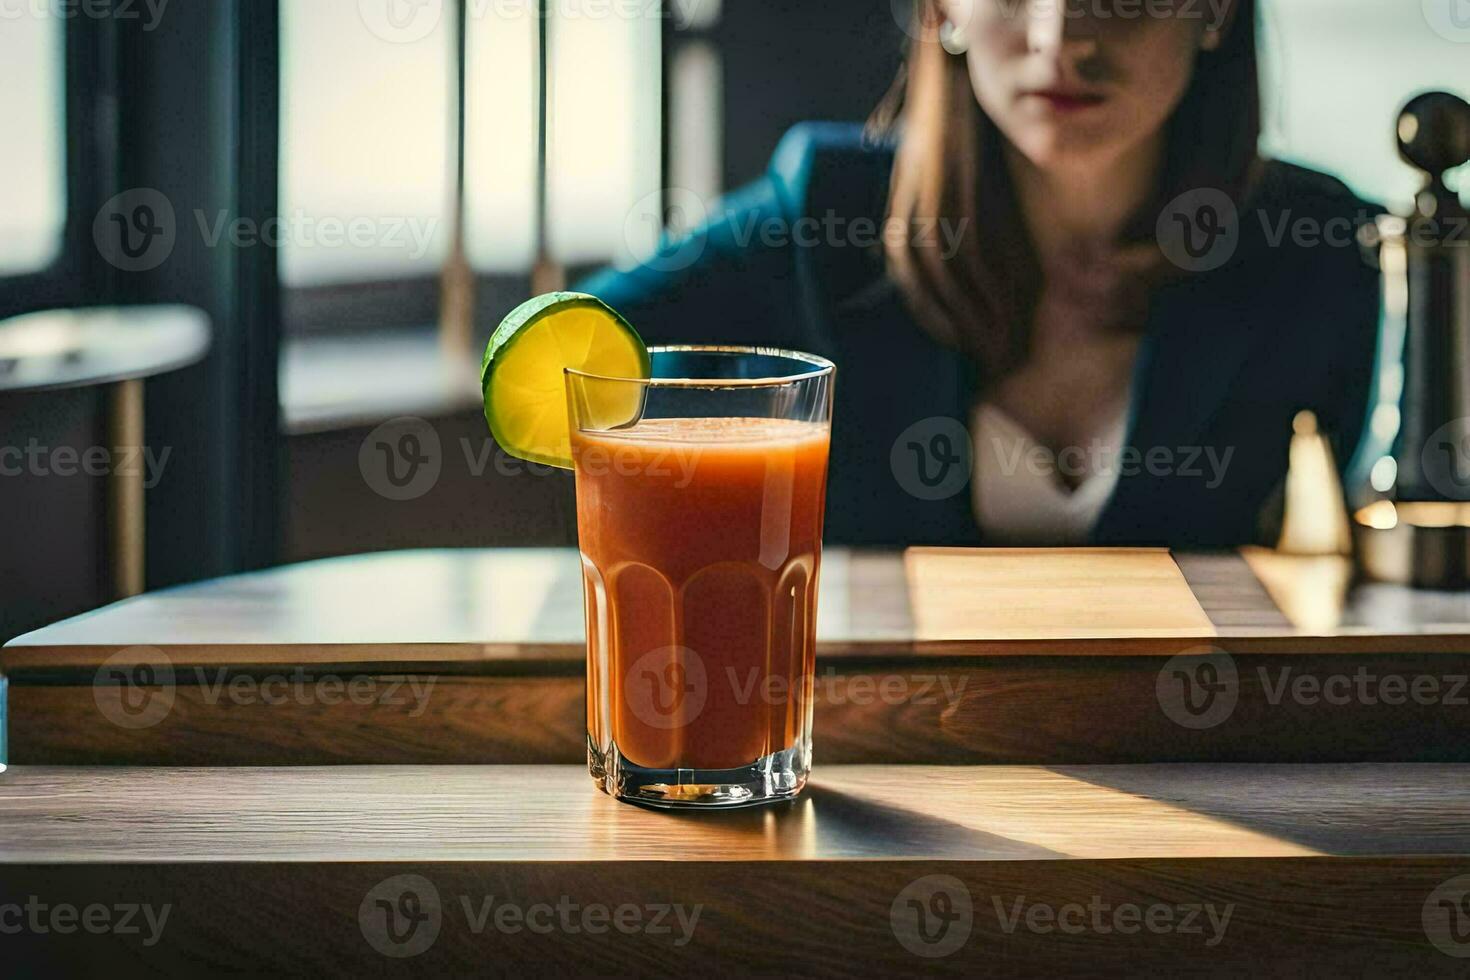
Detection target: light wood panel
<box><xmin>13</xmin><ymin>548</ymin><xmax>1470</xmax><ymax>673</ymax></box>
<box><xmin>3</xmin><ymin>763</ymin><xmax>1466</xmax><ymax>862</ymax></box>
<box><xmin>11</xmin><ymin>548</ymin><xmax>1470</xmax><ymax>766</ymax></box>
<box><xmin>2</xmin><ymin>765</ymin><xmax>1466</xmax><ymax>973</ymax></box>
<box><xmin>904</xmin><ymin>547</ymin><xmax>1216</xmax><ymax>641</ymax></box>
<box><xmin>0</xmin><ymin>549</ymin><xmax>918</xmax><ymax>668</ymax></box>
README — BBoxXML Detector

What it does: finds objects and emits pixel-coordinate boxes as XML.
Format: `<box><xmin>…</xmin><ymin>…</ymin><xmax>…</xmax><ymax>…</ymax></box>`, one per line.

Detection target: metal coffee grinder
<box><xmin>1353</xmin><ymin>91</ymin><xmax>1470</xmax><ymax>588</ymax></box>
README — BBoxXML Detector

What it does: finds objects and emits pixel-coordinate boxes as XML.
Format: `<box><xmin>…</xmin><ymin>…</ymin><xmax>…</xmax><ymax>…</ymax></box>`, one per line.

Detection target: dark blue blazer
<box><xmin>579</xmin><ymin>123</ymin><xmax>1382</xmax><ymax>548</ymax></box>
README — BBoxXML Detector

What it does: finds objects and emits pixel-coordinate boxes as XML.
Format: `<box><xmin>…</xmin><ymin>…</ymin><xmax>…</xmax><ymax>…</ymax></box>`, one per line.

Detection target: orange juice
<box><xmin>572</xmin><ymin>417</ymin><xmax>831</xmax><ymax>772</ymax></box>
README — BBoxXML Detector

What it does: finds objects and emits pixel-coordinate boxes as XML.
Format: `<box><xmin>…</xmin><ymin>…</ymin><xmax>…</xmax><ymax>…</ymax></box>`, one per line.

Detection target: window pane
<box><xmin>279</xmin><ymin>0</ymin><xmax>456</xmax><ymax>287</ymax></box>
<box><xmin>1260</xmin><ymin>0</ymin><xmax>1470</xmax><ymax>210</ymax></box>
<box><xmin>668</xmin><ymin>41</ymin><xmax>723</xmax><ymax>208</ymax></box>
<box><xmin>0</xmin><ymin>12</ymin><xmax>65</xmax><ymax>275</ymax></box>
<box><xmin>464</xmin><ymin>2</ymin><xmax>539</xmax><ymax>273</ymax></box>
<box><xmin>546</xmin><ymin>0</ymin><xmax>662</xmax><ymax>267</ymax></box>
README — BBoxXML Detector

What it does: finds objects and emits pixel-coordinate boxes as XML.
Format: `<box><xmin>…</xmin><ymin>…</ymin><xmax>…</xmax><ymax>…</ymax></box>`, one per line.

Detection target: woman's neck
<box><xmin>1006</xmin><ymin>135</ymin><xmax>1165</xmax><ymax>261</ymax></box>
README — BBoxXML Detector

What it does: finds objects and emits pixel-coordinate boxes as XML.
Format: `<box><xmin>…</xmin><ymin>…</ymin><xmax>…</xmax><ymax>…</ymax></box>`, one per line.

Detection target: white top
<box><xmin>971</xmin><ymin>401</ymin><xmax>1129</xmax><ymax>546</ymax></box>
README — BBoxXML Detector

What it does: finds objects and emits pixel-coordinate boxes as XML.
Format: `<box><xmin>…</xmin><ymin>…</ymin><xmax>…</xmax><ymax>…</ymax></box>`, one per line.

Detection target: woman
<box><xmin>579</xmin><ymin>0</ymin><xmax>1381</xmax><ymax>548</ymax></box>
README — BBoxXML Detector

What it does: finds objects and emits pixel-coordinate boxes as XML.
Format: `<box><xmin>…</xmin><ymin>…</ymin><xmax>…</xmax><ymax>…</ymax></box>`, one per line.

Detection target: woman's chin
<box><xmin>1007</xmin><ymin>128</ymin><xmax>1132</xmax><ymax>175</ymax></box>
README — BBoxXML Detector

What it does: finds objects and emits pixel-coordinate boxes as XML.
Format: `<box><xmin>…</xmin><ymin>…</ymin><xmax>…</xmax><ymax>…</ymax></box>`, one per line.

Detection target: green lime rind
<box><xmin>480</xmin><ymin>291</ymin><xmax>649</xmax><ymax>470</ymax></box>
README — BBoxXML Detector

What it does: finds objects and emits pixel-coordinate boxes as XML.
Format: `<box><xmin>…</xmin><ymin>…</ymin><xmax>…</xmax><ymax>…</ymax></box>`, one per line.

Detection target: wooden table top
<box><xmin>3</xmin><ymin>763</ymin><xmax>1465</xmax><ymax>863</ymax></box>
<box><xmin>7</xmin><ymin>546</ymin><xmax>1470</xmax><ymax>671</ymax></box>
<box><xmin>8</xmin><ymin>764</ymin><xmax>1465</xmax><ymax>972</ymax></box>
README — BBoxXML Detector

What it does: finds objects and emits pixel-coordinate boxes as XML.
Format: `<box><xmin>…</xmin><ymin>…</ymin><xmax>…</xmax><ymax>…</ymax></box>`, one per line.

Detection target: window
<box><xmin>544</xmin><ymin>0</ymin><xmax>663</xmax><ymax>269</ymax></box>
<box><xmin>0</xmin><ymin>11</ymin><xmax>66</xmax><ymax>276</ymax></box>
<box><xmin>279</xmin><ymin>0</ymin><xmax>456</xmax><ymax>290</ymax></box>
<box><xmin>279</xmin><ymin>0</ymin><xmax>672</xmax><ymax>332</ymax></box>
<box><xmin>279</xmin><ymin>0</ymin><xmax>679</xmax><ymax>427</ymax></box>
<box><xmin>1260</xmin><ymin>0</ymin><xmax>1470</xmax><ymax>209</ymax></box>
<box><xmin>464</xmin><ymin>2</ymin><xmax>539</xmax><ymax>273</ymax></box>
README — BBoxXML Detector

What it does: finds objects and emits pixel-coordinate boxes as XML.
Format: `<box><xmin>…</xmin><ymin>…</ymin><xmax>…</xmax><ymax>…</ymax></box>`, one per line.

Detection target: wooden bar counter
<box><xmin>5</xmin><ymin>548</ymin><xmax>1470</xmax><ymax>972</ymax></box>
<box><xmin>4</xmin><ymin>763</ymin><xmax>1470</xmax><ymax>973</ymax></box>
<box><xmin>4</xmin><ymin>547</ymin><xmax>1470</xmax><ymax>765</ymax></box>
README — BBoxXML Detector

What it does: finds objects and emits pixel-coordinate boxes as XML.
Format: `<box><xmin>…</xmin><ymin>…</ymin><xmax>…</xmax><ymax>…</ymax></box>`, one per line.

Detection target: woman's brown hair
<box><xmin>872</xmin><ymin>0</ymin><xmax>1261</xmax><ymax>378</ymax></box>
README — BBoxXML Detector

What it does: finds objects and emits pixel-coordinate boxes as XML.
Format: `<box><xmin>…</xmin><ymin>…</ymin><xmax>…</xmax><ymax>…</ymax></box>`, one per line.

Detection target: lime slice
<box><xmin>481</xmin><ymin>292</ymin><xmax>649</xmax><ymax>469</ymax></box>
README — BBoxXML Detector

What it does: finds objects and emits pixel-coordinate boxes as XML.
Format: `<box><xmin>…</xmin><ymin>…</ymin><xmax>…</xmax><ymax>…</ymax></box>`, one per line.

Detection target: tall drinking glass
<box><xmin>566</xmin><ymin>346</ymin><xmax>835</xmax><ymax>808</ymax></box>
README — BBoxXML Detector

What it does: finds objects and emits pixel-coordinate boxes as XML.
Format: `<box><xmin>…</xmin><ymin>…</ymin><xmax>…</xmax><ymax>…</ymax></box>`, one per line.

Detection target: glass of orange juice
<box><xmin>566</xmin><ymin>346</ymin><xmax>835</xmax><ymax>808</ymax></box>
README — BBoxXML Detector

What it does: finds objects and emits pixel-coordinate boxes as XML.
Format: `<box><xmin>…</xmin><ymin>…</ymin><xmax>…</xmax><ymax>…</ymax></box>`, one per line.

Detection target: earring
<box><xmin>1200</xmin><ymin>29</ymin><xmax>1222</xmax><ymax>51</ymax></box>
<box><xmin>940</xmin><ymin>19</ymin><xmax>969</xmax><ymax>55</ymax></box>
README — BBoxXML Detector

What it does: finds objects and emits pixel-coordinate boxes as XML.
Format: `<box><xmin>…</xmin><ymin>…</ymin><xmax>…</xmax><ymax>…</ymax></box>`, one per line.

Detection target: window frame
<box><xmin>0</xmin><ymin>15</ymin><xmax>115</xmax><ymax>321</ymax></box>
